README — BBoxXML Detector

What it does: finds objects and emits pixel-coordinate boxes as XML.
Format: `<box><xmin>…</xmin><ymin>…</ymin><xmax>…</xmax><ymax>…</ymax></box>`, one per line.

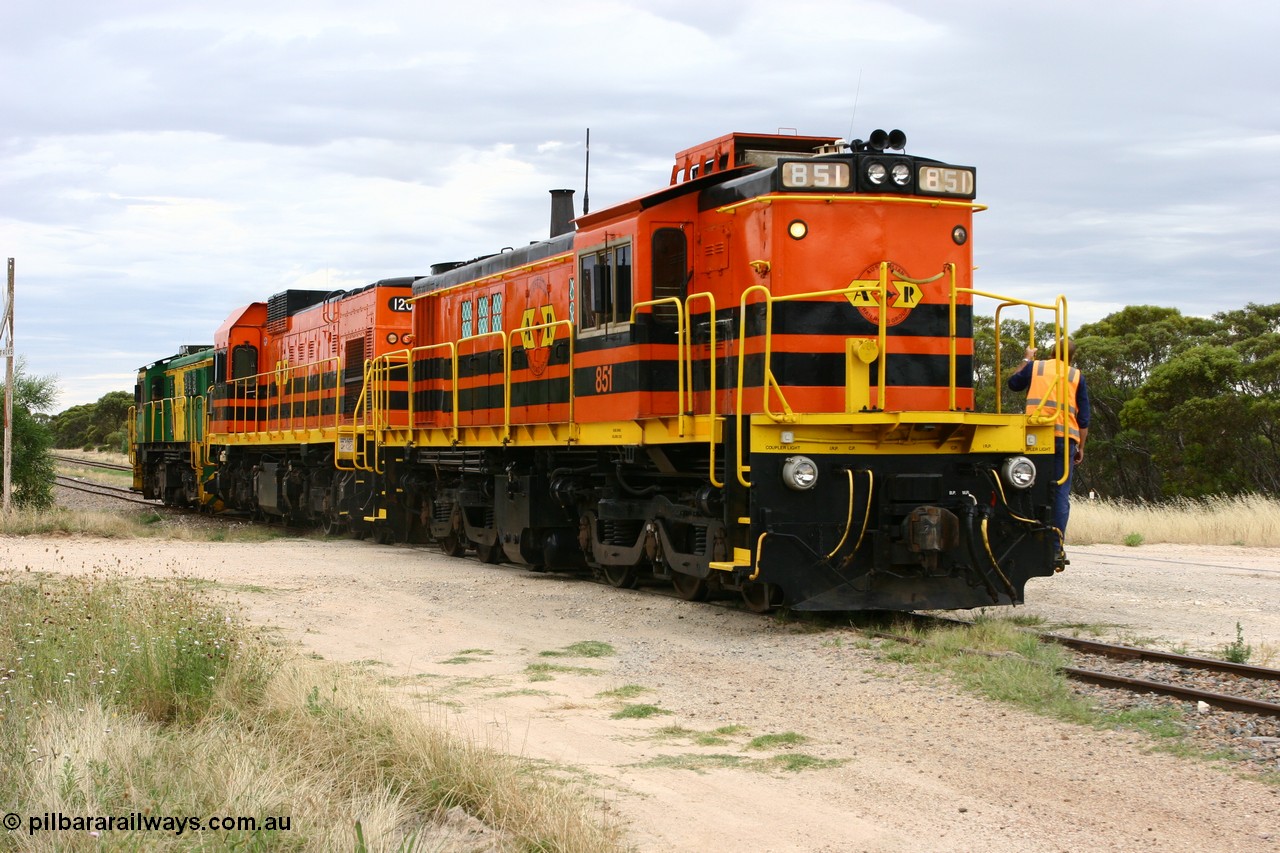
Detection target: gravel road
<box><xmin>5</xmin><ymin>523</ymin><xmax>1279</xmax><ymax>852</ymax></box>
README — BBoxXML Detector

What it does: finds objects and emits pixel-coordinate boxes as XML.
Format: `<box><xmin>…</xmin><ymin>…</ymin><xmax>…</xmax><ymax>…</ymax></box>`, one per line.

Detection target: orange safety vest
<box><xmin>1026</xmin><ymin>360</ymin><xmax>1081</xmax><ymax>442</ymax></box>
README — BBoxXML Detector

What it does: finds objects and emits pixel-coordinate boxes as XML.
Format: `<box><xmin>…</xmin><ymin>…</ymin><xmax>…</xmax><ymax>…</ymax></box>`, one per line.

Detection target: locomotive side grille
<box><xmin>266</xmin><ymin>290</ymin><xmax>330</xmax><ymax>334</ymax></box>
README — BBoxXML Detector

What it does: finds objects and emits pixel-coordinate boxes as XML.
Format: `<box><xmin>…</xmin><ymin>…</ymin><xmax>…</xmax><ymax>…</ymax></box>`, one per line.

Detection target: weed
<box><xmin>1123</xmin><ymin>532</ymin><xmax>1144</xmax><ymax>547</ymax></box>
<box><xmin>1223</xmin><ymin>622</ymin><xmax>1253</xmax><ymax>664</ymax></box>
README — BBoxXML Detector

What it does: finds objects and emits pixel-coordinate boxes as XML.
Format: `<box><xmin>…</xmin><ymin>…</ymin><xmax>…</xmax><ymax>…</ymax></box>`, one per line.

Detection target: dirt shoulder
<box><xmin>3</xmin><ymin>535</ymin><xmax>1277</xmax><ymax>852</ymax></box>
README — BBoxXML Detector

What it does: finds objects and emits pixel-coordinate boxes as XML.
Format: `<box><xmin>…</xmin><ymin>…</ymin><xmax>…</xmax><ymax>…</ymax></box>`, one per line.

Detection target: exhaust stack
<box><xmin>549</xmin><ymin>189</ymin><xmax>576</xmax><ymax>238</ymax></box>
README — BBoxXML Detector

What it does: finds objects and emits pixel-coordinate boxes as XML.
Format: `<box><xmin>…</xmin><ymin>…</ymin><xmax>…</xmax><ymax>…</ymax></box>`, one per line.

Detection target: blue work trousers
<box><xmin>1050</xmin><ymin>437</ymin><xmax>1076</xmax><ymax>539</ymax></box>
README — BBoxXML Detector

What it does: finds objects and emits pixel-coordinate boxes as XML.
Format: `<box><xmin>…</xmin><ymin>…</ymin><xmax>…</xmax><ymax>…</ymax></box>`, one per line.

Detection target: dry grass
<box><xmin>1070</xmin><ymin>494</ymin><xmax>1280</xmax><ymax>547</ymax></box>
<box><xmin>0</xmin><ymin>570</ymin><xmax>624</xmax><ymax>852</ymax></box>
<box><xmin>0</xmin><ymin>506</ymin><xmax>283</xmax><ymax>542</ymax></box>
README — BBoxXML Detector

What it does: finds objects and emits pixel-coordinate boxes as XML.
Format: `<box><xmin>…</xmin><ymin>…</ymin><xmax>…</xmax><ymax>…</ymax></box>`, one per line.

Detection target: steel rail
<box><xmin>1043</xmin><ymin>634</ymin><xmax>1280</xmax><ymax>681</ymax></box>
<box><xmin>876</xmin><ymin>620</ymin><xmax>1280</xmax><ymax>718</ymax></box>
<box><xmin>1062</xmin><ymin>665</ymin><xmax>1280</xmax><ymax>718</ymax></box>
<box><xmin>51</xmin><ymin>454</ymin><xmax>133</xmax><ymax>472</ymax></box>
<box><xmin>54</xmin><ymin>476</ymin><xmax>159</xmax><ymax>506</ymax></box>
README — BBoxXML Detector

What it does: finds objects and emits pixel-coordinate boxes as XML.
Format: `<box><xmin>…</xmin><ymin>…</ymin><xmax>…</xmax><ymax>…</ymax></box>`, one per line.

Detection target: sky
<box><xmin>2</xmin><ymin>0</ymin><xmax>1278</xmax><ymax>410</ymax></box>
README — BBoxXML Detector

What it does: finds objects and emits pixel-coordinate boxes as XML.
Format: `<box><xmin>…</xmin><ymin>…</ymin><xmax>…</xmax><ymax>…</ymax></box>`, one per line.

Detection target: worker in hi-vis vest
<box><xmin>1008</xmin><ymin>339</ymin><xmax>1091</xmax><ymax>548</ymax></box>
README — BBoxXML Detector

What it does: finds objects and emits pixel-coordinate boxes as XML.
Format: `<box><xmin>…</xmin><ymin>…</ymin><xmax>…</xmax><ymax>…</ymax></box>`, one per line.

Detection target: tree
<box><xmin>1072</xmin><ymin>306</ymin><xmax>1216</xmax><ymax>501</ymax></box>
<box><xmin>1</xmin><ymin>361</ymin><xmax>58</xmax><ymax>510</ymax></box>
<box><xmin>50</xmin><ymin>390</ymin><xmax>132</xmax><ymax>450</ymax></box>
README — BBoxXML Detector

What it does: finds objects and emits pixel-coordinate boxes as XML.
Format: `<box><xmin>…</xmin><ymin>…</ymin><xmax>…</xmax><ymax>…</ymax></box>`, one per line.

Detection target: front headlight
<box><xmin>1000</xmin><ymin>456</ymin><xmax>1037</xmax><ymax>490</ymax></box>
<box><xmin>891</xmin><ymin>162</ymin><xmax>911</xmax><ymax>186</ymax></box>
<box><xmin>781</xmin><ymin>456</ymin><xmax>819</xmax><ymax>491</ymax></box>
<box><xmin>866</xmin><ymin>162</ymin><xmax>887</xmax><ymax>185</ymax></box>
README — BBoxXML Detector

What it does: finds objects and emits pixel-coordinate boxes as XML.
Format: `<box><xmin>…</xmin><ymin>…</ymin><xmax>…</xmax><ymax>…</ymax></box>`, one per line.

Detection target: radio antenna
<box><xmin>847</xmin><ymin>69</ymin><xmax>863</xmax><ymax>143</ymax></box>
<box><xmin>583</xmin><ymin>128</ymin><xmax>591</xmax><ymax>216</ymax></box>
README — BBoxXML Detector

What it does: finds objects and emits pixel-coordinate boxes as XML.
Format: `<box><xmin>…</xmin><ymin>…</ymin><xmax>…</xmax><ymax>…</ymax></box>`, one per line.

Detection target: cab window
<box><xmin>231</xmin><ymin>343</ymin><xmax>259</xmax><ymax>380</ymax></box>
<box><xmin>579</xmin><ymin>243</ymin><xmax>631</xmax><ymax>332</ymax></box>
<box><xmin>650</xmin><ymin>228</ymin><xmax>688</xmax><ymax>327</ymax></box>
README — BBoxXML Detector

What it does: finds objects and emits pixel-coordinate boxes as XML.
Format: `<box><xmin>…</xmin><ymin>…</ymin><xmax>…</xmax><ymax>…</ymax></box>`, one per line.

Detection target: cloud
<box><xmin>2</xmin><ymin>0</ymin><xmax>1279</xmax><ymax>408</ymax></box>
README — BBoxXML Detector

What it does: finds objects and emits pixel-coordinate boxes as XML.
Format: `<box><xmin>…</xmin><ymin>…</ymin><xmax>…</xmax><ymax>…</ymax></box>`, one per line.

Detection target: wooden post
<box><xmin>2</xmin><ymin>259</ymin><xmax>13</xmax><ymax>512</ymax></box>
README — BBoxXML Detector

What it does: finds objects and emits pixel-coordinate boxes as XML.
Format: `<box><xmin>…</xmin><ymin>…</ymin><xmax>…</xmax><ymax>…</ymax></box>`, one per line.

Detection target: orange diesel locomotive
<box><xmin>356</xmin><ymin>129</ymin><xmax>1068</xmax><ymax>611</ymax></box>
<box><xmin>205</xmin><ymin>278</ymin><xmax>415</xmax><ymax>526</ymax></box>
<box><xmin>139</xmin><ymin>129</ymin><xmax>1069</xmax><ymax>612</ymax></box>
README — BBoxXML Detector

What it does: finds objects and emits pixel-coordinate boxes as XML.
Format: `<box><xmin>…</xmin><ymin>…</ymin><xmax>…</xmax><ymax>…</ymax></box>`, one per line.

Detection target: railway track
<box><xmin>53</xmin><ymin>474</ymin><xmax>160</xmax><ymax>506</ymax></box>
<box><xmin>880</xmin><ymin>616</ymin><xmax>1280</xmax><ymax>719</ymax></box>
<box><xmin>869</xmin><ymin>613</ymin><xmax>1279</xmax><ymax>775</ymax></box>
<box><xmin>51</xmin><ymin>453</ymin><xmax>133</xmax><ymax>472</ymax></box>
<box><xmin>1049</xmin><ymin>634</ymin><xmax>1280</xmax><ymax>717</ymax></box>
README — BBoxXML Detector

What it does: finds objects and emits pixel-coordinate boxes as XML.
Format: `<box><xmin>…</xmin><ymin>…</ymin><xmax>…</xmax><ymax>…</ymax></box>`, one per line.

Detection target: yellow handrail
<box><xmin>506</xmin><ymin>318</ymin><xmax>576</xmax><ymax>431</ymax></box>
<box><xmin>685</xmin><ymin>291</ymin><xmax>722</xmax><ymax>488</ymax></box>
<box><xmin>733</xmin><ymin>276</ymin><xmax>891</xmax><ymax>486</ymax></box>
<box><xmin>406</xmin><ymin>341</ymin><xmax>459</xmax><ymax>444</ymax></box>
<box><xmin>127</xmin><ymin>405</ymin><xmax>137</xmax><ymax>465</ymax></box>
<box><xmin>716</xmin><ymin>194</ymin><xmax>987</xmax><ymax>216</ymax></box>
<box><xmin>630</xmin><ymin>296</ymin><xmax>686</xmax><ymax>437</ymax></box>
<box><xmin>980</xmin><ymin>292</ymin><xmax>1070</xmax><ymax>484</ymax></box>
<box><xmin>455</xmin><ymin>330</ymin><xmax>509</xmax><ymax>441</ymax></box>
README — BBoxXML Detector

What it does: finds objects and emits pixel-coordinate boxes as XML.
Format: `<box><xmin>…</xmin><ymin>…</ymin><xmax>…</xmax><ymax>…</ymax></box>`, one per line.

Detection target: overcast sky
<box><xmin>3</xmin><ymin>0</ymin><xmax>1278</xmax><ymax>410</ymax></box>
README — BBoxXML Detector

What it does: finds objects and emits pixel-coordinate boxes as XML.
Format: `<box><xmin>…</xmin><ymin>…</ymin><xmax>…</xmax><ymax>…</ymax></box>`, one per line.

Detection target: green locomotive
<box><xmin>130</xmin><ymin>345</ymin><xmax>217</xmax><ymax>508</ymax></box>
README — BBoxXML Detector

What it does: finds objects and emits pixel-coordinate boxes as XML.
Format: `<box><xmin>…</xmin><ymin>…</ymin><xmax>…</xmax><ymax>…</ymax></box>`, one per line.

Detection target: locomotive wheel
<box><xmin>670</xmin><ymin>572</ymin><xmax>710</xmax><ymax>602</ymax></box>
<box><xmin>474</xmin><ymin>539</ymin><xmax>502</xmax><ymax>564</ymax></box>
<box><xmin>321</xmin><ymin>515</ymin><xmax>346</xmax><ymax>537</ymax></box>
<box><xmin>741</xmin><ymin>582</ymin><xmax>782</xmax><ymax>613</ymax></box>
<box><xmin>440</xmin><ymin>505</ymin><xmax>466</xmax><ymax>557</ymax></box>
<box><xmin>440</xmin><ymin>529</ymin><xmax>466</xmax><ymax>557</ymax></box>
<box><xmin>601</xmin><ymin>563</ymin><xmax>640</xmax><ymax>589</ymax></box>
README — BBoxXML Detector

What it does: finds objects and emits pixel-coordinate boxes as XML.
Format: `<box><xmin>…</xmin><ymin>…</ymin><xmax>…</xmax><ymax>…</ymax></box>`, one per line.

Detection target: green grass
<box><xmin>746</xmin><ymin>732</ymin><xmax>808</xmax><ymax>750</ymax></box>
<box><xmin>634</xmin><ymin>752</ymin><xmax>844</xmax><ymax>774</ymax></box>
<box><xmin>610</xmin><ymin>703</ymin><xmax>671</xmax><ymax>720</ymax></box>
<box><xmin>635</xmin><ymin>754</ymin><xmax>747</xmax><ymax>773</ymax></box>
<box><xmin>596</xmin><ymin>684</ymin><xmax>648</xmax><ymax>700</ymax></box>
<box><xmin>764</xmin><ymin>754</ymin><xmax>844</xmax><ymax>772</ymax></box>
<box><xmin>540</xmin><ymin>641</ymin><xmax>616</xmax><ymax>658</ymax></box>
<box><xmin>649</xmin><ymin>723</ymin><xmax>751</xmax><ymax>747</ymax></box>
<box><xmin>525</xmin><ymin>662</ymin><xmax>604</xmax><ymax>682</ymax></box>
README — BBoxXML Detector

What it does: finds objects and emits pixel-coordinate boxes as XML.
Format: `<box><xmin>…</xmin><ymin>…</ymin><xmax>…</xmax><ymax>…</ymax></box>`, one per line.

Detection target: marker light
<box><xmin>781</xmin><ymin>456</ymin><xmax>819</xmax><ymax>491</ymax></box>
<box><xmin>1000</xmin><ymin>456</ymin><xmax>1037</xmax><ymax>490</ymax></box>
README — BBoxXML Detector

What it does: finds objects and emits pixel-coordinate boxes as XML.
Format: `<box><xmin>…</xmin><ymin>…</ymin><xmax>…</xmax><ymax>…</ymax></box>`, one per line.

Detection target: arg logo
<box><xmin>845</xmin><ymin>261</ymin><xmax>924</xmax><ymax>327</ymax></box>
<box><xmin>518</xmin><ymin>276</ymin><xmax>557</xmax><ymax>377</ymax></box>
